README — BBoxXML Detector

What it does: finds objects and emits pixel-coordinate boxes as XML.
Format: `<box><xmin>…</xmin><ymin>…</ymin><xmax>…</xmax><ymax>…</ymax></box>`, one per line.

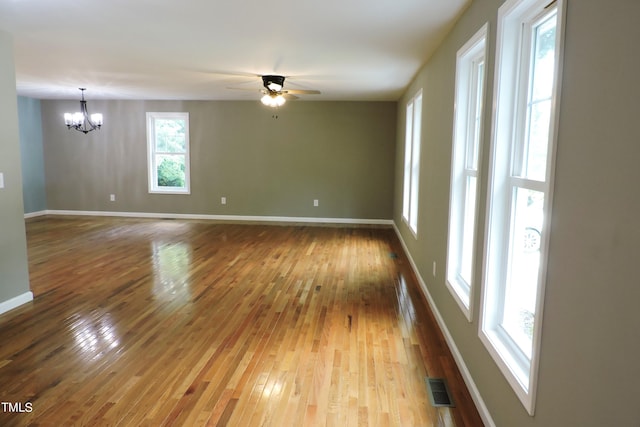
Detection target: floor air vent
<box><xmin>426</xmin><ymin>377</ymin><xmax>455</xmax><ymax>407</ymax></box>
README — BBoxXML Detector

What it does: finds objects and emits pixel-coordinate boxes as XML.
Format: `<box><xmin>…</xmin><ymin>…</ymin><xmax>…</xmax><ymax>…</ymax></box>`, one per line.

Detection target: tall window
<box><xmin>446</xmin><ymin>24</ymin><xmax>488</xmax><ymax>320</ymax></box>
<box><xmin>147</xmin><ymin>112</ymin><xmax>190</xmax><ymax>194</ymax></box>
<box><xmin>402</xmin><ymin>90</ymin><xmax>423</xmax><ymax>235</ymax></box>
<box><xmin>480</xmin><ymin>0</ymin><xmax>565</xmax><ymax>414</ymax></box>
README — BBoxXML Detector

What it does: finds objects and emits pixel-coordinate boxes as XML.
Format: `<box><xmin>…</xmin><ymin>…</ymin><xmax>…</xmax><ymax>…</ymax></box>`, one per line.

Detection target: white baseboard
<box><xmin>35</xmin><ymin>209</ymin><xmax>393</xmax><ymax>226</ymax></box>
<box><xmin>24</xmin><ymin>210</ymin><xmax>47</xmax><ymax>219</ymax></box>
<box><xmin>393</xmin><ymin>222</ymin><xmax>495</xmax><ymax>427</ymax></box>
<box><xmin>0</xmin><ymin>291</ymin><xmax>34</xmax><ymax>316</ymax></box>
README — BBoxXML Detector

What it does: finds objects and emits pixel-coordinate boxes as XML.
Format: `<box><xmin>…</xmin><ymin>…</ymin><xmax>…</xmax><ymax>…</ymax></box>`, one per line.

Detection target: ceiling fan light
<box><xmin>261</xmin><ymin>94</ymin><xmax>286</xmax><ymax>107</ymax></box>
<box><xmin>261</xmin><ymin>94</ymin><xmax>273</xmax><ymax>106</ymax></box>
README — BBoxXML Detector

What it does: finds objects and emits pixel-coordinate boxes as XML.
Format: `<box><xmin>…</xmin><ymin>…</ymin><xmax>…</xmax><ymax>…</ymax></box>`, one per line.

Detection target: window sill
<box><xmin>149</xmin><ymin>189</ymin><xmax>191</xmax><ymax>195</ymax></box>
<box><xmin>445</xmin><ymin>277</ymin><xmax>472</xmax><ymax>321</ymax></box>
<box><xmin>479</xmin><ymin>326</ymin><xmax>535</xmax><ymax>415</ymax></box>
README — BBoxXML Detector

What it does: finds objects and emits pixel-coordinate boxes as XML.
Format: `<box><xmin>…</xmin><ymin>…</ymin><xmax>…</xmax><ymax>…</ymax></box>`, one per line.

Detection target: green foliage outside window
<box><xmin>154</xmin><ymin>118</ymin><xmax>187</xmax><ymax>188</ymax></box>
<box><xmin>157</xmin><ymin>157</ymin><xmax>185</xmax><ymax>187</ymax></box>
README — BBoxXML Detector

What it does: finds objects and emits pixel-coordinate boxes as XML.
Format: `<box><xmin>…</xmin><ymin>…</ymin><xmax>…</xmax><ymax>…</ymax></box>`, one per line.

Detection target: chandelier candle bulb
<box><xmin>91</xmin><ymin>113</ymin><xmax>104</xmax><ymax>125</ymax></box>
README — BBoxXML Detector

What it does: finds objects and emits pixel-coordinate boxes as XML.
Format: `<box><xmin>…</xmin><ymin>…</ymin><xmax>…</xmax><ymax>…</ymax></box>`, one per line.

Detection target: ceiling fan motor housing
<box><xmin>262</xmin><ymin>75</ymin><xmax>285</xmax><ymax>91</ymax></box>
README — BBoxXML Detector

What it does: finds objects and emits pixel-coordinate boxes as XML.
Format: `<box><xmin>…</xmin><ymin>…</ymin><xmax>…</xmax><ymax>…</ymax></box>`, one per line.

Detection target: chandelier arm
<box><xmin>80</xmin><ymin>101</ymin><xmax>100</xmax><ymax>130</ymax></box>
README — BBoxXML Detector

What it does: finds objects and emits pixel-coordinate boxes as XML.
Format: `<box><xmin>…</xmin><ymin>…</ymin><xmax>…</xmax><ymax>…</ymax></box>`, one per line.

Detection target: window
<box><xmin>480</xmin><ymin>0</ymin><xmax>565</xmax><ymax>414</ymax></box>
<box><xmin>147</xmin><ymin>112</ymin><xmax>190</xmax><ymax>194</ymax></box>
<box><xmin>402</xmin><ymin>90</ymin><xmax>423</xmax><ymax>235</ymax></box>
<box><xmin>446</xmin><ymin>24</ymin><xmax>488</xmax><ymax>320</ymax></box>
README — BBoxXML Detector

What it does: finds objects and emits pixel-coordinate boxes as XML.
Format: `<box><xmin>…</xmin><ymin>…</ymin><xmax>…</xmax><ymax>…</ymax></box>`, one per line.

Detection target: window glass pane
<box><xmin>409</xmin><ymin>96</ymin><xmax>422</xmax><ymax>232</ymax></box>
<box><xmin>403</xmin><ymin>103</ymin><xmax>414</xmax><ymax>220</ymax></box>
<box><xmin>459</xmin><ymin>175</ymin><xmax>478</xmax><ymax>286</ymax></box>
<box><xmin>503</xmin><ymin>188</ymin><xmax>544</xmax><ymax>357</ymax></box>
<box><xmin>481</xmin><ymin>0</ymin><xmax>564</xmax><ymax>413</ymax></box>
<box><xmin>467</xmin><ymin>60</ymin><xmax>484</xmax><ymax>170</ymax></box>
<box><xmin>147</xmin><ymin>112</ymin><xmax>190</xmax><ymax>194</ymax></box>
<box><xmin>155</xmin><ymin>119</ymin><xmax>186</xmax><ymax>153</ymax></box>
<box><xmin>524</xmin><ymin>99</ymin><xmax>552</xmax><ymax>180</ymax></box>
<box><xmin>156</xmin><ymin>154</ymin><xmax>186</xmax><ymax>188</ymax></box>
<box><xmin>447</xmin><ymin>26</ymin><xmax>486</xmax><ymax>315</ymax></box>
<box><xmin>531</xmin><ymin>14</ymin><xmax>557</xmax><ymax>101</ymax></box>
<box><xmin>523</xmin><ymin>13</ymin><xmax>557</xmax><ymax>181</ymax></box>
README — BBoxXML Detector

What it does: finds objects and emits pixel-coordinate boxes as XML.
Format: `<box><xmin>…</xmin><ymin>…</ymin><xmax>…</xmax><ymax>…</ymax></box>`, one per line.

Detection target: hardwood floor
<box><xmin>0</xmin><ymin>216</ymin><xmax>483</xmax><ymax>426</ymax></box>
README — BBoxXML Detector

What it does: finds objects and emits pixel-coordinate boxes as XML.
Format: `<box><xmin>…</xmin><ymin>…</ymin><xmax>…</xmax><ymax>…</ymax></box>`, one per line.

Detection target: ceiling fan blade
<box><xmin>193</xmin><ymin>69</ymin><xmax>261</xmax><ymax>78</ymax></box>
<box><xmin>283</xmin><ymin>89</ymin><xmax>321</xmax><ymax>95</ymax></box>
<box><xmin>283</xmin><ymin>93</ymin><xmax>299</xmax><ymax>100</ymax></box>
<box><xmin>226</xmin><ymin>86</ymin><xmax>261</xmax><ymax>91</ymax></box>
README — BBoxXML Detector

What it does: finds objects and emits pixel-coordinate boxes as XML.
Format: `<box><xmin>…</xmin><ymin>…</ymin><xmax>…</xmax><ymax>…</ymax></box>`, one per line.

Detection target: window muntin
<box><xmin>147</xmin><ymin>112</ymin><xmax>190</xmax><ymax>194</ymax></box>
<box><xmin>402</xmin><ymin>91</ymin><xmax>423</xmax><ymax>235</ymax></box>
<box><xmin>480</xmin><ymin>0</ymin><xmax>564</xmax><ymax>415</ymax></box>
<box><xmin>446</xmin><ymin>25</ymin><xmax>487</xmax><ymax>318</ymax></box>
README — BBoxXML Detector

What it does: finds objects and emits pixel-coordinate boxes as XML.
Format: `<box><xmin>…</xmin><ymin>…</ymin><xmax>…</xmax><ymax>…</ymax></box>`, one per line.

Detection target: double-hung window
<box><xmin>446</xmin><ymin>24</ymin><xmax>488</xmax><ymax>319</ymax></box>
<box><xmin>147</xmin><ymin>112</ymin><xmax>190</xmax><ymax>194</ymax></box>
<box><xmin>480</xmin><ymin>0</ymin><xmax>565</xmax><ymax>414</ymax></box>
<box><xmin>402</xmin><ymin>90</ymin><xmax>423</xmax><ymax>235</ymax></box>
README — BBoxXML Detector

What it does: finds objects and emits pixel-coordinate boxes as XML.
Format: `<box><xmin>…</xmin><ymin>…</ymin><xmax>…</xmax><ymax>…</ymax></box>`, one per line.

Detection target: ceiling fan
<box><xmin>230</xmin><ymin>74</ymin><xmax>321</xmax><ymax>107</ymax></box>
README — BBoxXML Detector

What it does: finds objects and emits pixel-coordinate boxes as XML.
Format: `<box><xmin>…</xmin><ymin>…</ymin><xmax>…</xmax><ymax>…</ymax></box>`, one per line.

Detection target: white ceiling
<box><xmin>0</xmin><ymin>0</ymin><xmax>469</xmax><ymax>101</ymax></box>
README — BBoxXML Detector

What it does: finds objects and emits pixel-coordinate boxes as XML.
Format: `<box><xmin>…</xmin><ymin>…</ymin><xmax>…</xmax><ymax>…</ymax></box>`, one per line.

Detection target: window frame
<box><xmin>479</xmin><ymin>0</ymin><xmax>565</xmax><ymax>415</ymax></box>
<box><xmin>146</xmin><ymin>112</ymin><xmax>191</xmax><ymax>195</ymax></box>
<box><xmin>446</xmin><ymin>24</ymin><xmax>489</xmax><ymax>321</ymax></box>
<box><xmin>402</xmin><ymin>90</ymin><xmax>423</xmax><ymax>236</ymax></box>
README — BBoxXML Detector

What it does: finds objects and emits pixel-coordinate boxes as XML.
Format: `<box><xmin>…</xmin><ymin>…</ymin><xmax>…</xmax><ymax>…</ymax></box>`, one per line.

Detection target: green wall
<box><xmin>0</xmin><ymin>31</ymin><xmax>31</xmax><ymax>306</ymax></box>
<box><xmin>18</xmin><ymin>96</ymin><xmax>46</xmax><ymax>214</ymax></box>
<box><xmin>41</xmin><ymin>100</ymin><xmax>396</xmax><ymax>221</ymax></box>
<box><xmin>394</xmin><ymin>0</ymin><xmax>640</xmax><ymax>426</ymax></box>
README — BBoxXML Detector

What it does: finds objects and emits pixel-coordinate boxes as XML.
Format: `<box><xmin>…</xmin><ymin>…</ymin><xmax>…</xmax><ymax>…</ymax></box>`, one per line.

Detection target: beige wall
<box><xmin>41</xmin><ymin>100</ymin><xmax>396</xmax><ymax>220</ymax></box>
<box><xmin>394</xmin><ymin>0</ymin><xmax>640</xmax><ymax>426</ymax></box>
<box><xmin>0</xmin><ymin>31</ymin><xmax>30</xmax><ymax>304</ymax></box>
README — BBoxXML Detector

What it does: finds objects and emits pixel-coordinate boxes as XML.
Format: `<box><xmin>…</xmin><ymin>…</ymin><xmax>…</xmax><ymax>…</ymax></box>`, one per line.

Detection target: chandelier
<box><xmin>64</xmin><ymin>88</ymin><xmax>103</xmax><ymax>134</ymax></box>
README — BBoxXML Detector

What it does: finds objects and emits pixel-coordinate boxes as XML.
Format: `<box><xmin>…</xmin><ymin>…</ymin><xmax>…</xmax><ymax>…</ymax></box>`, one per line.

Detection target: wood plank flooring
<box><xmin>0</xmin><ymin>216</ymin><xmax>483</xmax><ymax>426</ymax></box>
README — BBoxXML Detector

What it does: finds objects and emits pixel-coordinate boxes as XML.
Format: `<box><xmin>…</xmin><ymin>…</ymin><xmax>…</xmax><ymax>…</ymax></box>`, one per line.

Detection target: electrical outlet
<box><xmin>0</xmin><ymin>172</ymin><xmax>4</xmax><ymax>189</ymax></box>
<box><xmin>221</xmin><ymin>197</ymin><xmax>227</xmax><ymax>205</ymax></box>
<box><xmin>313</xmin><ymin>199</ymin><xmax>319</xmax><ymax>207</ymax></box>
<box><xmin>110</xmin><ymin>194</ymin><xmax>116</xmax><ymax>202</ymax></box>
<box><xmin>432</xmin><ymin>261</ymin><xmax>437</xmax><ymax>277</ymax></box>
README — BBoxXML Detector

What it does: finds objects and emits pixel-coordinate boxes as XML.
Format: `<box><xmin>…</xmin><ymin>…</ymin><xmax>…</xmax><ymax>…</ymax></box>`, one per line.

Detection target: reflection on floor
<box><xmin>0</xmin><ymin>216</ymin><xmax>483</xmax><ymax>426</ymax></box>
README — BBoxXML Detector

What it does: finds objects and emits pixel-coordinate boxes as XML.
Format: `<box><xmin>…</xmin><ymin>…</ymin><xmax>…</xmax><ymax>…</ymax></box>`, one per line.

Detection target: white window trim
<box><xmin>146</xmin><ymin>112</ymin><xmax>191</xmax><ymax>195</ymax></box>
<box><xmin>402</xmin><ymin>90</ymin><xmax>423</xmax><ymax>237</ymax></box>
<box><xmin>446</xmin><ymin>23</ymin><xmax>489</xmax><ymax>321</ymax></box>
<box><xmin>479</xmin><ymin>0</ymin><xmax>566</xmax><ymax>415</ymax></box>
